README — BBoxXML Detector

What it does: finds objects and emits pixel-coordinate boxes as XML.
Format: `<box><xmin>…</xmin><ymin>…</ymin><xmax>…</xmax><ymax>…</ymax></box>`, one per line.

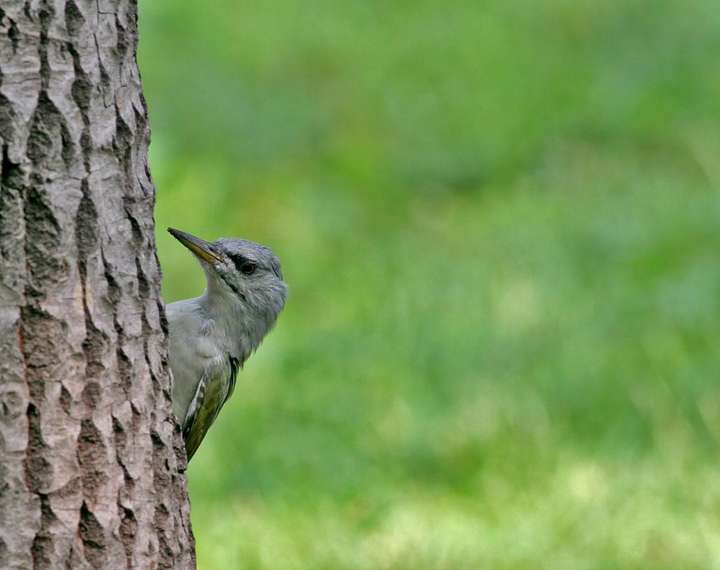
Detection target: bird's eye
<box><xmin>239</xmin><ymin>261</ymin><xmax>257</xmax><ymax>276</ymax></box>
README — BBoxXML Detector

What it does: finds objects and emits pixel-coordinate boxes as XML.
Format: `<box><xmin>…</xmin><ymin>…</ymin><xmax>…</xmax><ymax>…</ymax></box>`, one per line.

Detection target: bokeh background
<box><xmin>139</xmin><ymin>1</ymin><xmax>720</xmax><ymax>568</ymax></box>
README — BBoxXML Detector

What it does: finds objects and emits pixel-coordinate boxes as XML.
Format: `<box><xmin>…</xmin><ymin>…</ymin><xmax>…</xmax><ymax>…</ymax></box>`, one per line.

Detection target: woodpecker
<box><xmin>166</xmin><ymin>228</ymin><xmax>287</xmax><ymax>461</ymax></box>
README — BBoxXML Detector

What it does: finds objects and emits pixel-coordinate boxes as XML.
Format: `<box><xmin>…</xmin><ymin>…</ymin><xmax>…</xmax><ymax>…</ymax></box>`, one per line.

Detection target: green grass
<box><xmin>139</xmin><ymin>1</ymin><xmax>720</xmax><ymax>567</ymax></box>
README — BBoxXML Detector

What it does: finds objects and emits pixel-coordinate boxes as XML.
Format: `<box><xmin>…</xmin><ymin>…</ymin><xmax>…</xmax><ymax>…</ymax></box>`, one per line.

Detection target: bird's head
<box><xmin>168</xmin><ymin>228</ymin><xmax>287</xmax><ymax>326</ymax></box>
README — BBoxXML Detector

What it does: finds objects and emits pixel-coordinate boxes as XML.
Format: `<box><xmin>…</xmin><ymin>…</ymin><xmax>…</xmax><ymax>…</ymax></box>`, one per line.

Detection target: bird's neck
<box><xmin>198</xmin><ymin>288</ymin><xmax>266</xmax><ymax>363</ymax></box>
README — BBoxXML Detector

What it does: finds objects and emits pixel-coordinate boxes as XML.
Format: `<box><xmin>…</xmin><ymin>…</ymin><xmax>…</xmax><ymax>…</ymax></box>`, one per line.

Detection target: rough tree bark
<box><xmin>0</xmin><ymin>1</ymin><xmax>195</xmax><ymax>568</ymax></box>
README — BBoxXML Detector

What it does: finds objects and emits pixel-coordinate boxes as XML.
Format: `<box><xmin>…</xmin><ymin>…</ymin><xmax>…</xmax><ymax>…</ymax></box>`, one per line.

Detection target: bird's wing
<box><xmin>182</xmin><ymin>354</ymin><xmax>240</xmax><ymax>460</ymax></box>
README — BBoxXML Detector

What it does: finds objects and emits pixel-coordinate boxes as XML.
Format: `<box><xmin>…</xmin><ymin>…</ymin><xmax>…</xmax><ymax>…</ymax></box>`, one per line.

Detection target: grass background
<box><xmin>139</xmin><ymin>1</ymin><xmax>720</xmax><ymax>568</ymax></box>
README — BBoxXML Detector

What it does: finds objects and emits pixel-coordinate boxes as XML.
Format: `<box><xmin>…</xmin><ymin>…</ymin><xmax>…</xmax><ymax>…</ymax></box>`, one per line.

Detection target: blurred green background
<box><xmin>139</xmin><ymin>1</ymin><xmax>720</xmax><ymax>568</ymax></box>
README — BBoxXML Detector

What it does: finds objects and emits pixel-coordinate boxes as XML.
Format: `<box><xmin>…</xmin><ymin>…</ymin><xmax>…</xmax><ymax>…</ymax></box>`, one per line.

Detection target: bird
<box><xmin>166</xmin><ymin>227</ymin><xmax>287</xmax><ymax>461</ymax></box>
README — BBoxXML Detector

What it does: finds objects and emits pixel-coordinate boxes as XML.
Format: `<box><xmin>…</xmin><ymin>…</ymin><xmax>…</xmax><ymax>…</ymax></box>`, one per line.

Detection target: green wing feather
<box><xmin>182</xmin><ymin>355</ymin><xmax>240</xmax><ymax>460</ymax></box>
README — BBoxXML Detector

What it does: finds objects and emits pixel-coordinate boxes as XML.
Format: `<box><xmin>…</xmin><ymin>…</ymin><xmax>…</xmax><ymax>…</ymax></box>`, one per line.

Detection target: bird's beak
<box><xmin>168</xmin><ymin>228</ymin><xmax>222</xmax><ymax>264</ymax></box>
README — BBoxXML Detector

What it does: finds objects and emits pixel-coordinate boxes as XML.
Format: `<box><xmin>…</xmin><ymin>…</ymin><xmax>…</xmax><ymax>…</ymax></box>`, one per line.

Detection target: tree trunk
<box><xmin>0</xmin><ymin>1</ymin><xmax>195</xmax><ymax>568</ymax></box>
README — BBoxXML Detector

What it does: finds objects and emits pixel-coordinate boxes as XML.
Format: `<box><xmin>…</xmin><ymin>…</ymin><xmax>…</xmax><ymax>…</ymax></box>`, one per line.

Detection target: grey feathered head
<box><xmin>168</xmin><ymin>228</ymin><xmax>287</xmax><ymax>328</ymax></box>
